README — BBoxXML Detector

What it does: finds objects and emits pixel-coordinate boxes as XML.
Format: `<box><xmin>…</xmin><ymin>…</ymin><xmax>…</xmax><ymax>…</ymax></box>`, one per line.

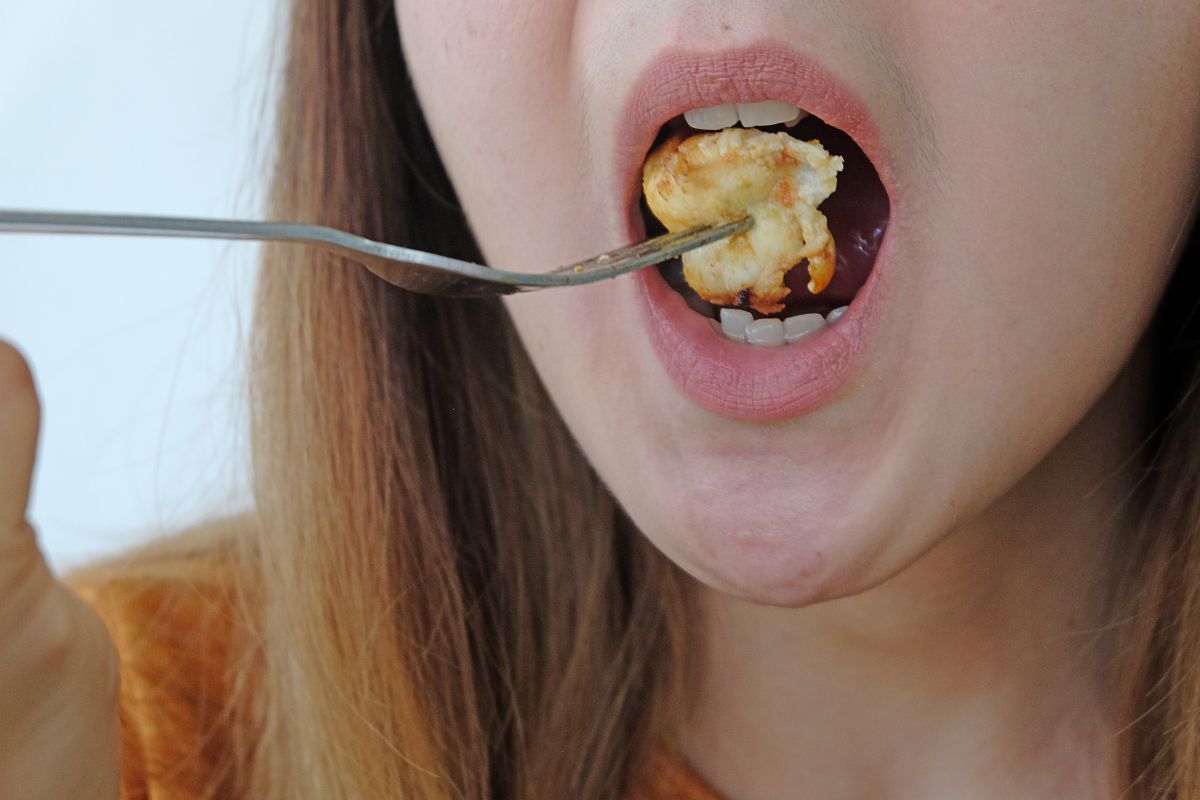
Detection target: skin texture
<box><xmin>396</xmin><ymin>1</ymin><xmax>1200</xmax><ymax>797</ymax></box>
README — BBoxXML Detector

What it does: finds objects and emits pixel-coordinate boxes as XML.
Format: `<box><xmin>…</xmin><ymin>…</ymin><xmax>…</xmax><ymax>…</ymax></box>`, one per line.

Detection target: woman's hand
<box><xmin>0</xmin><ymin>341</ymin><xmax>121</xmax><ymax>800</ymax></box>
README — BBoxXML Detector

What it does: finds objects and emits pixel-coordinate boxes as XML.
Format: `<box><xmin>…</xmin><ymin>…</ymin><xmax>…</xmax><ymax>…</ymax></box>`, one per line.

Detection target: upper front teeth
<box><xmin>683</xmin><ymin>104</ymin><xmax>739</xmax><ymax>130</ymax></box>
<box><xmin>683</xmin><ymin>101</ymin><xmax>808</xmax><ymax>131</ymax></box>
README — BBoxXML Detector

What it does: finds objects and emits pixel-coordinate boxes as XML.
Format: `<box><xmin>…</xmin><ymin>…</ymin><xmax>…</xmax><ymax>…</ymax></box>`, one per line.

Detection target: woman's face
<box><xmin>396</xmin><ymin>1</ymin><xmax>1200</xmax><ymax>606</ymax></box>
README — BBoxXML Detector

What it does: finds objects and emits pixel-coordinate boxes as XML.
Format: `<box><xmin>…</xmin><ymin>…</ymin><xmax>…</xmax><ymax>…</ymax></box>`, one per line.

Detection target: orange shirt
<box><xmin>68</xmin><ymin>545</ymin><xmax>724</xmax><ymax>800</ymax></box>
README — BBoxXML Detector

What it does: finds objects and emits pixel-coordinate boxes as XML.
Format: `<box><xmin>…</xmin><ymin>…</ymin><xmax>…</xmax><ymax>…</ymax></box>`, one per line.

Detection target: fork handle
<box><xmin>0</xmin><ymin>208</ymin><xmax>505</xmax><ymax>296</ymax></box>
<box><xmin>0</xmin><ymin>209</ymin><xmax>342</xmax><ymax>246</ymax></box>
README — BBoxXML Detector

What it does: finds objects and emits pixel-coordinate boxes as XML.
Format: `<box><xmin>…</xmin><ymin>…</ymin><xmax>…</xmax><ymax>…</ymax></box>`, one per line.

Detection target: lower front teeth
<box><xmin>718</xmin><ymin>306</ymin><xmax>848</xmax><ymax>347</ymax></box>
<box><xmin>720</xmin><ymin>308</ymin><xmax>753</xmax><ymax>341</ymax></box>
<box><xmin>745</xmin><ymin>318</ymin><xmax>786</xmax><ymax>347</ymax></box>
<box><xmin>784</xmin><ymin>313</ymin><xmax>824</xmax><ymax>343</ymax></box>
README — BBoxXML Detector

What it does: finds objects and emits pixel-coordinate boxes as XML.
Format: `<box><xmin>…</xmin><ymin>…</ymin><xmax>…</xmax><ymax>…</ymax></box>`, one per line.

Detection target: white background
<box><xmin>0</xmin><ymin>1</ymin><xmax>276</xmax><ymax>571</ymax></box>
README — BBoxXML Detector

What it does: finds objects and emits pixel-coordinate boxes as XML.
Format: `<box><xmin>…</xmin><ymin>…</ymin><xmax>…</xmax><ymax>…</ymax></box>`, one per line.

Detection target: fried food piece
<box><xmin>642</xmin><ymin>128</ymin><xmax>843</xmax><ymax>314</ymax></box>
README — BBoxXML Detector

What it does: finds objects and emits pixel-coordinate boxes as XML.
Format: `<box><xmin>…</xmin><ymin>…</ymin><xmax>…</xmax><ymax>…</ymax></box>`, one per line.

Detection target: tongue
<box><xmin>780</xmin><ymin>116</ymin><xmax>889</xmax><ymax>314</ymax></box>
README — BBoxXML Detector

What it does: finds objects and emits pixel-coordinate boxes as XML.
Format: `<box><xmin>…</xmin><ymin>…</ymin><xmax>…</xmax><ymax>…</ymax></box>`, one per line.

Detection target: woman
<box><xmin>3</xmin><ymin>0</ymin><xmax>1199</xmax><ymax>797</ymax></box>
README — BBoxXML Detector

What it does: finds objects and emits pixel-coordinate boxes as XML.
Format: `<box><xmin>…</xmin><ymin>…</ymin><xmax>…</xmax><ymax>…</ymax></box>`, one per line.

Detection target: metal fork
<box><xmin>0</xmin><ymin>209</ymin><xmax>751</xmax><ymax>298</ymax></box>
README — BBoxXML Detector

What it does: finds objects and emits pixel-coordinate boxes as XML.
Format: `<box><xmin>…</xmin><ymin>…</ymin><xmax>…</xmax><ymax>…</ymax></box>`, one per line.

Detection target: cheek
<box><xmin>850</xmin><ymin>0</ymin><xmax>1200</xmax><ymax>567</ymax></box>
<box><xmin>904</xmin><ymin>0</ymin><xmax>1198</xmax><ymax>415</ymax></box>
<box><xmin>395</xmin><ymin>1</ymin><xmax>598</xmax><ymax>271</ymax></box>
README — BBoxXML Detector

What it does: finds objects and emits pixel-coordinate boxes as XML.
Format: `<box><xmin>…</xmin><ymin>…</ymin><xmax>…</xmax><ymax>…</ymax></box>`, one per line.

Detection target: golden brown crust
<box><xmin>642</xmin><ymin>128</ymin><xmax>842</xmax><ymax>314</ymax></box>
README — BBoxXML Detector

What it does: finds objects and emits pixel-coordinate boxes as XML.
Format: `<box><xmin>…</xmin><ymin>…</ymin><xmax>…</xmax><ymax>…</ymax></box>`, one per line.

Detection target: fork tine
<box><xmin>551</xmin><ymin>219</ymin><xmax>748</xmax><ymax>274</ymax></box>
<box><xmin>551</xmin><ymin>217</ymin><xmax>753</xmax><ymax>276</ymax></box>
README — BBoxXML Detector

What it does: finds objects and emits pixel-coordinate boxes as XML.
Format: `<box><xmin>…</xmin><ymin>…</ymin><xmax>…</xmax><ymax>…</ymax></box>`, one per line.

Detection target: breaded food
<box><xmin>642</xmin><ymin>128</ymin><xmax>843</xmax><ymax>314</ymax></box>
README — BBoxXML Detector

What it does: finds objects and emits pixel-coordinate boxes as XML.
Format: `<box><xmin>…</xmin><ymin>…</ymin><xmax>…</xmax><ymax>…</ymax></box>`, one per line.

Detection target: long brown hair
<box><xmin>1114</xmin><ymin>190</ymin><xmax>1200</xmax><ymax>795</ymax></box>
<box><xmin>238</xmin><ymin>0</ymin><xmax>690</xmax><ymax>797</ymax></box>
<box><xmin>227</xmin><ymin>0</ymin><xmax>1200</xmax><ymax>797</ymax></box>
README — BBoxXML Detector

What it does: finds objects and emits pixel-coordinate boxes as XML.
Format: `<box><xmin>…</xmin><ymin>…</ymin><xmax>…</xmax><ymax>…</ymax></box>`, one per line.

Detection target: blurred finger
<box><xmin>0</xmin><ymin>340</ymin><xmax>40</xmax><ymax>531</ymax></box>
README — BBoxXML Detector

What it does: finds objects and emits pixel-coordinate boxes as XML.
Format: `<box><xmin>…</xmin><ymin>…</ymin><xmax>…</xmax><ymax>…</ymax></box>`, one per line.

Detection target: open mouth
<box><xmin>640</xmin><ymin>104</ymin><xmax>890</xmax><ymax>346</ymax></box>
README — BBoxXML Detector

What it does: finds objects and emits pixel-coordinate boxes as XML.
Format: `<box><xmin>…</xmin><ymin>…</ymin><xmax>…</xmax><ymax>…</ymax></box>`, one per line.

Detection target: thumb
<box><xmin>0</xmin><ymin>339</ymin><xmax>40</xmax><ymax>533</ymax></box>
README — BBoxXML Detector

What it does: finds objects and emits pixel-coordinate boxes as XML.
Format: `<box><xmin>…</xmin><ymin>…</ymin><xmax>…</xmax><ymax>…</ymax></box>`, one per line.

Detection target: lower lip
<box><xmin>632</xmin><ymin>241</ymin><xmax>890</xmax><ymax>421</ymax></box>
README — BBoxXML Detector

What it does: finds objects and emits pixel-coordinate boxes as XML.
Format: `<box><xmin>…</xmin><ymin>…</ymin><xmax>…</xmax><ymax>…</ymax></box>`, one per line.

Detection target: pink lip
<box><xmin>615</xmin><ymin>43</ymin><xmax>896</xmax><ymax>421</ymax></box>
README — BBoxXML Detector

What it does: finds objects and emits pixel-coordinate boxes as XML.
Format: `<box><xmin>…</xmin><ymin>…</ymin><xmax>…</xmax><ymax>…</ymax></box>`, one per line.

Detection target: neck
<box><xmin>680</xmin><ymin>347</ymin><xmax>1148</xmax><ymax>800</ymax></box>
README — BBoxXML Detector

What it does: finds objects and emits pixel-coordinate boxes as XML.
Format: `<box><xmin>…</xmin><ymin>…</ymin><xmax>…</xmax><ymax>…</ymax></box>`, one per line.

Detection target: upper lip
<box><xmin>613</xmin><ymin>41</ymin><xmax>894</xmax><ymax>239</ymax></box>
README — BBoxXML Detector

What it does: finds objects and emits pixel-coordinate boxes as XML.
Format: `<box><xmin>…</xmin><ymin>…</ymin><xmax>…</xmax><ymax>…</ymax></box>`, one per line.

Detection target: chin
<box><xmin>643</xmin><ymin>480</ymin><xmax>901</xmax><ymax>608</ymax></box>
